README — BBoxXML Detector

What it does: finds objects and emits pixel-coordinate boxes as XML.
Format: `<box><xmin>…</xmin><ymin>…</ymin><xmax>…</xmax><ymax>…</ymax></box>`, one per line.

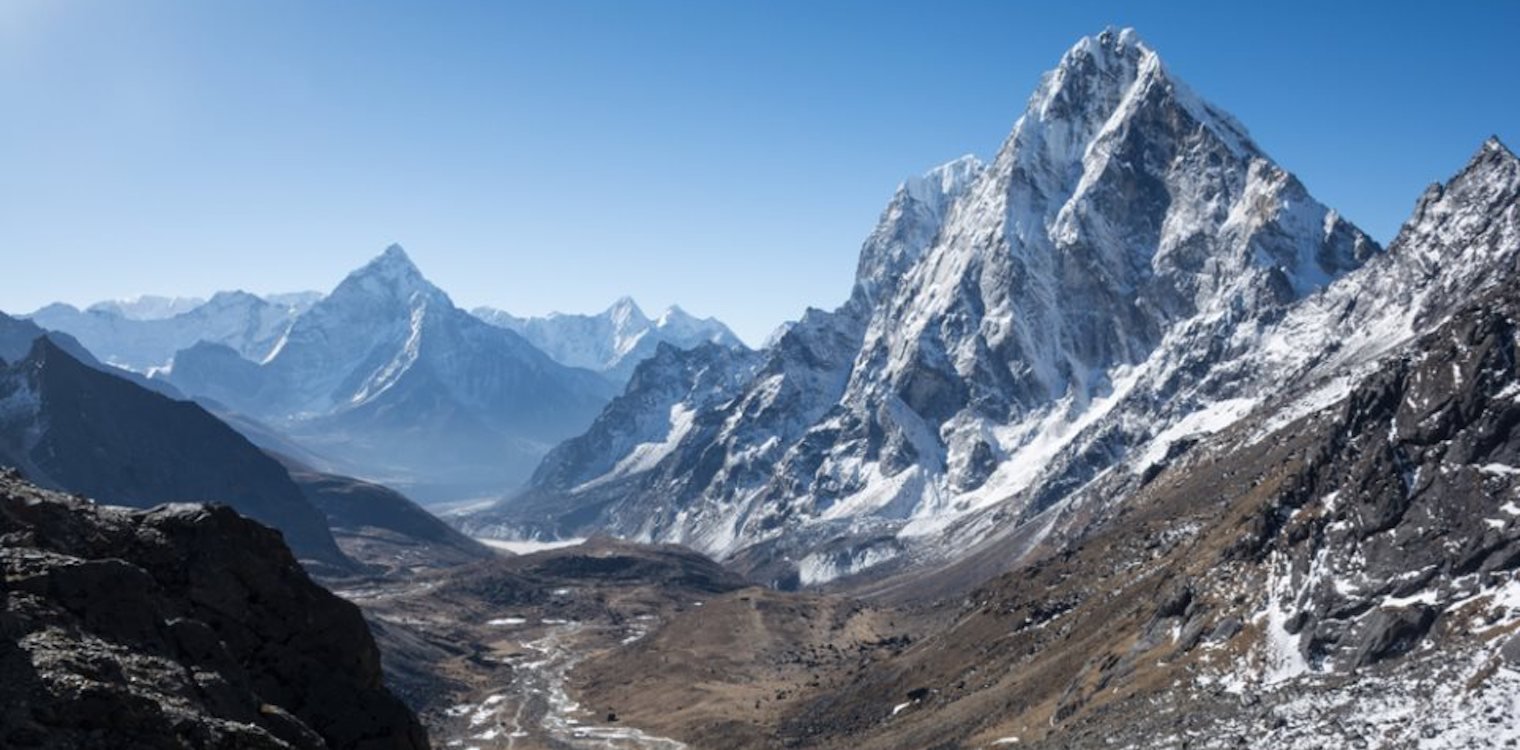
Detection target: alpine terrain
<box><xmin>474</xmin><ymin>297</ymin><xmax>748</xmax><ymax>384</ymax></box>
<box><xmin>463</xmin><ymin>27</ymin><xmax>1387</xmax><ymax>587</ymax></box>
<box><xmin>3</xmin><ymin>18</ymin><xmax>1517</xmax><ymax>750</ymax></box>
<box><xmin>162</xmin><ymin>245</ymin><xmax>619</xmax><ymax>503</ymax></box>
<box><xmin>439</xmin><ymin>27</ymin><xmax>1520</xmax><ymax>750</ymax></box>
<box><xmin>27</xmin><ymin>290</ymin><xmax>321</xmax><ymax>372</ymax></box>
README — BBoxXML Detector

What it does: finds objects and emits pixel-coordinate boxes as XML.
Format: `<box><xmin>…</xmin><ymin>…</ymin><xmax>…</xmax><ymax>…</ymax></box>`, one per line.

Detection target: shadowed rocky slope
<box><xmin>0</xmin><ymin>472</ymin><xmax>429</xmax><ymax>749</ymax></box>
<box><xmin>0</xmin><ymin>337</ymin><xmax>350</xmax><ymax>569</ymax></box>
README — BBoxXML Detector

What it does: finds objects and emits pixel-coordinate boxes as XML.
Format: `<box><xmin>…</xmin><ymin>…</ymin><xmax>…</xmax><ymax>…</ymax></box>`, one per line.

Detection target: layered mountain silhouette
<box><xmin>0</xmin><ymin>333</ymin><xmax>350</xmax><ymax>568</ymax></box>
<box><xmin>164</xmin><ymin>245</ymin><xmax>619</xmax><ymax>503</ymax></box>
<box><xmin>473</xmin><ymin>296</ymin><xmax>747</xmax><ymax>384</ymax></box>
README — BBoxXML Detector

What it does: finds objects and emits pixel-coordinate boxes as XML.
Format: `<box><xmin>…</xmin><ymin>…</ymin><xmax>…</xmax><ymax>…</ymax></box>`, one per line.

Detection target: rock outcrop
<box><xmin>0</xmin><ymin>472</ymin><xmax>429</xmax><ymax>749</ymax></box>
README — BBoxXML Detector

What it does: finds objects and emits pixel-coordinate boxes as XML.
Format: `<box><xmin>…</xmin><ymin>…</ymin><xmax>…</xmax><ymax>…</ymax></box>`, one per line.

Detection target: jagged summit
<box><xmin>1483</xmin><ymin>134</ymin><xmax>1515</xmax><ymax>157</ymax></box>
<box><xmin>900</xmin><ymin>154</ymin><xmax>983</xmax><ymax>209</ymax></box>
<box><xmin>1007</xmin><ymin>26</ymin><xmax>1260</xmax><ymax>189</ymax></box>
<box><xmin>1049</xmin><ymin>25</ymin><xmax>1148</xmax><ymax>81</ymax></box>
<box><xmin>604</xmin><ymin>295</ymin><xmax>650</xmax><ymax>327</ymax></box>
<box><xmin>470</xmin><ymin>27</ymin><xmax>1390</xmax><ymax>583</ymax></box>
<box><xmin>379</xmin><ymin>241</ymin><xmax>412</xmax><ymax>263</ymax></box>
<box><xmin>353</xmin><ymin>243</ymin><xmax>428</xmax><ymax>285</ymax></box>
<box><xmin>474</xmin><ymin>296</ymin><xmax>747</xmax><ymax>383</ymax></box>
<box><xmin>341</xmin><ymin>243</ymin><xmax>436</xmax><ymax>298</ymax></box>
<box><xmin>1393</xmin><ymin>135</ymin><xmax>1520</xmax><ymax>268</ymax></box>
<box><xmin>1459</xmin><ymin>135</ymin><xmax>1518</xmax><ymax>178</ymax></box>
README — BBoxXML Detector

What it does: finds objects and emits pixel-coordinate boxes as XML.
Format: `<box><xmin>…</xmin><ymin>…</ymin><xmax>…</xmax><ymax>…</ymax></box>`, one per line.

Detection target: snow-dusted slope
<box><xmin>27</xmin><ymin>290</ymin><xmax>321</xmax><ymax>371</ymax></box>
<box><xmin>87</xmin><ymin>294</ymin><xmax>206</xmax><ymax>320</ymax></box>
<box><xmin>461</xmin><ymin>149</ymin><xmax>988</xmax><ymax>547</ymax></box>
<box><xmin>165</xmin><ymin>245</ymin><xmax>617</xmax><ymax>503</ymax></box>
<box><xmin>473</xmin><ymin>297</ymin><xmax>747</xmax><ymax>384</ymax></box>
<box><xmin>463</xmin><ymin>27</ymin><xmax>1418</xmax><ymax>581</ymax></box>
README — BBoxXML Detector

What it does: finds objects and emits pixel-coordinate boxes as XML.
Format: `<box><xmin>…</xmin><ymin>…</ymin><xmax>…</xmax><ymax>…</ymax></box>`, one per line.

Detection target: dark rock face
<box><xmin>0</xmin><ymin>473</ymin><xmax>428</xmax><ymax>749</ymax></box>
<box><xmin>760</xmin><ymin>262</ymin><xmax>1520</xmax><ymax>750</ymax></box>
<box><xmin>290</xmin><ymin>469</ymin><xmax>493</xmax><ymax>574</ymax></box>
<box><xmin>1250</xmin><ymin>269</ymin><xmax>1520</xmax><ymax>672</ymax></box>
<box><xmin>0</xmin><ymin>337</ymin><xmax>350</xmax><ymax>569</ymax></box>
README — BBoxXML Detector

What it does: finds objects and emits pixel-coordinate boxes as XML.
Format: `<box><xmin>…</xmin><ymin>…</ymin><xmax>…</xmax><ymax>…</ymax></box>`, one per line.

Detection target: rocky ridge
<box><xmin>463</xmin><ymin>28</ymin><xmax>1393</xmax><ymax>587</ymax></box>
<box><xmin>0</xmin><ymin>472</ymin><xmax>428</xmax><ymax>749</ymax></box>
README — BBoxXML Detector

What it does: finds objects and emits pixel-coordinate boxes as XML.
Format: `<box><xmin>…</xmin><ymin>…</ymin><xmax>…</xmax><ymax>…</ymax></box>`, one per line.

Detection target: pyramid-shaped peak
<box><xmin>324</xmin><ymin>243</ymin><xmax>450</xmax><ymax>311</ymax></box>
<box><xmin>1400</xmin><ymin>136</ymin><xmax>1520</xmax><ymax>242</ymax></box>
<box><xmin>351</xmin><ymin>243</ymin><xmax>426</xmax><ymax>280</ymax></box>
<box><xmin>1443</xmin><ymin>136</ymin><xmax>1520</xmax><ymax>193</ymax></box>
<box><xmin>374</xmin><ymin>243</ymin><xmax>417</xmax><ymax>269</ymax></box>
<box><xmin>1003</xmin><ymin>26</ymin><xmax>1263</xmax><ymax>179</ymax></box>
<box><xmin>605</xmin><ymin>296</ymin><xmax>649</xmax><ymax>325</ymax></box>
<box><xmin>1479</xmin><ymin>135</ymin><xmax>1518</xmax><ymax>164</ymax></box>
<box><xmin>1026</xmin><ymin>27</ymin><xmax>1167</xmax><ymax>135</ymax></box>
<box><xmin>1062</xmin><ymin>26</ymin><xmax>1151</xmax><ymax>68</ymax></box>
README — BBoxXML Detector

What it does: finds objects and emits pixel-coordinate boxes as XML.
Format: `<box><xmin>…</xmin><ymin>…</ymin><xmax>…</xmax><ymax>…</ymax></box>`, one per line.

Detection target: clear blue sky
<box><xmin>2</xmin><ymin>1</ymin><xmax>1515</xmax><ymax>344</ymax></box>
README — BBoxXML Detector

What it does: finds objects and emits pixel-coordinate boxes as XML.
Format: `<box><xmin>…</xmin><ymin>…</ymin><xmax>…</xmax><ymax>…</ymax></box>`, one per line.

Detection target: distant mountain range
<box><xmin>28</xmin><ymin>291</ymin><xmax>322</xmax><ymax>371</ymax></box>
<box><xmin>473</xmin><ymin>297</ymin><xmax>746</xmax><ymax>384</ymax></box>
<box><xmin>2</xmin><ymin>24</ymin><xmax>1517</xmax><ymax>749</ymax></box>
<box><xmin>0</xmin><ymin>310</ymin><xmax>492</xmax><ymax>574</ymax></box>
<box><xmin>20</xmin><ymin>248</ymin><xmax>746</xmax><ymax>504</ymax></box>
<box><xmin>29</xmin><ymin>280</ymin><xmax>743</xmax><ymax>389</ymax></box>
<box><xmin>0</xmin><ymin>328</ymin><xmax>350</xmax><ymax>568</ymax></box>
<box><xmin>153</xmin><ymin>245</ymin><xmax>614</xmax><ymax>503</ymax></box>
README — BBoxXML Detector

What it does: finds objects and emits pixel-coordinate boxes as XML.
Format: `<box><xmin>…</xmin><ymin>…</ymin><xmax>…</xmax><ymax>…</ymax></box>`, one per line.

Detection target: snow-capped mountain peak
<box><xmin>472</xmin><ymin>297</ymin><xmax>747</xmax><ymax>384</ymax></box>
<box><xmin>1021</xmin><ymin>27</ymin><xmax>1257</xmax><ymax>169</ymax></box>
<box><xmin>332</xmin><ymin>243</ymin><xmax>446</xmax><ymax>309</ymax></box>
<box><xmin>86</xmin><ymin>295</ymin><xmax>206</xmax><ymax>320</ymax></box>
<box><xmin>24</xmin><ymin>289</ymin><xmax>317</xmax><ymax>373</ymax></box>
<box><xmin>1394</xmin><ymin>136</ymin><xmax>1517</xmax><ymax>269</ymax></box>
<box><xmin>604</xmin><ymin>296</ymin><xmax>650</xmax><ymax>330</ymax></box>
<box><xmin>851</xmin><ymin>155</ymin><xmax>987</xmax><ymax>309</ymax></box>
<box><xmin>901</xmin><ymin>154</ymin><xmax>983</xmax><ymax>214</ymax></box>
<box><xmin>163</xmin><ymin>245</ymin><xmax>618</xmax><ymax>502</ymax></box>
<box><xmin>467</xmin><ymin>27</ymin><xmax>1398</xmax><ymax>586</ymax></box>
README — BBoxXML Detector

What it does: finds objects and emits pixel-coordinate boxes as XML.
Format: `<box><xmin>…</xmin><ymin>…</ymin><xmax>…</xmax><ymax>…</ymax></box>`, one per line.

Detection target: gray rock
<box><xmin>0</xmin><ymin>474</ymin><xmax>429</xmax><ymax>749</ymax></box>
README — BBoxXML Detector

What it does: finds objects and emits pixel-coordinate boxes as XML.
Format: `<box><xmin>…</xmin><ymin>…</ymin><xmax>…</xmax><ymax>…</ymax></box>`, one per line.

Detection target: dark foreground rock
<box><xmin>0</xmin><ymin>471</ymin><xmax>429</xmax><ymax>749</ymax></box>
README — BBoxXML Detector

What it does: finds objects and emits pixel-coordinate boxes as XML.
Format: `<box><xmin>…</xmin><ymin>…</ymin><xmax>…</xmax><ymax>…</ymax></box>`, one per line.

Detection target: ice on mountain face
<box><xmin>163</xmin><ymin>244</ymin><xmax>617</xmax><ymax>503</ymax></box>
<box><xmin>472</xmin><ymin>151</ymin><xmax>989</xmax><ymax>553</ymax></box>
<box><xmin>87</xmin><ymin>295</ymin><xmax>206</xmax><ymax>321</ymax></box>
<box><xmin>762</xmin><ymin>321</ymin><xmax>797</xmax><ymax>350</ymax></box>
<box><xmin>262</xmin><ymin>291</ymin><xmax>325</xmax><ymax>315</ymax></box>
<box><xmin>475</xmin><ymin>30</ymin><xmax>1517</xmax><ymax>590</ymax></box>
<box><xmin>576</xmin><ymin>403</ymin><xmax>697</xmax><ymax>491</ymax></box>
<box><xmin>850</xmin><ymin>156</ymin><xmax>986</xmax><ymax>311</ymax></box>
<box><xmin>471</xmin><ymin>297</ymin><xmax>747</xmax><ymax>384</ymax></box>
<box><xmin>748</xmin><ymin>27</ymin><xmax>1374</xmax><ymax>560</ymax></box>
<box><xmin>27</xmin><ymin>290</ymin><xmax>314</xmax><ymax>372</ymax></box>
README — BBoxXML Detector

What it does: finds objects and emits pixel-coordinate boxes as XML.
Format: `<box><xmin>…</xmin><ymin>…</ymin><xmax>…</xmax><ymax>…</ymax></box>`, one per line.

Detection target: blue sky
<box><xmin>2</xmin><ymin>1</ymin><xmax>1516</xmax><ymax>344</ymax></box>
